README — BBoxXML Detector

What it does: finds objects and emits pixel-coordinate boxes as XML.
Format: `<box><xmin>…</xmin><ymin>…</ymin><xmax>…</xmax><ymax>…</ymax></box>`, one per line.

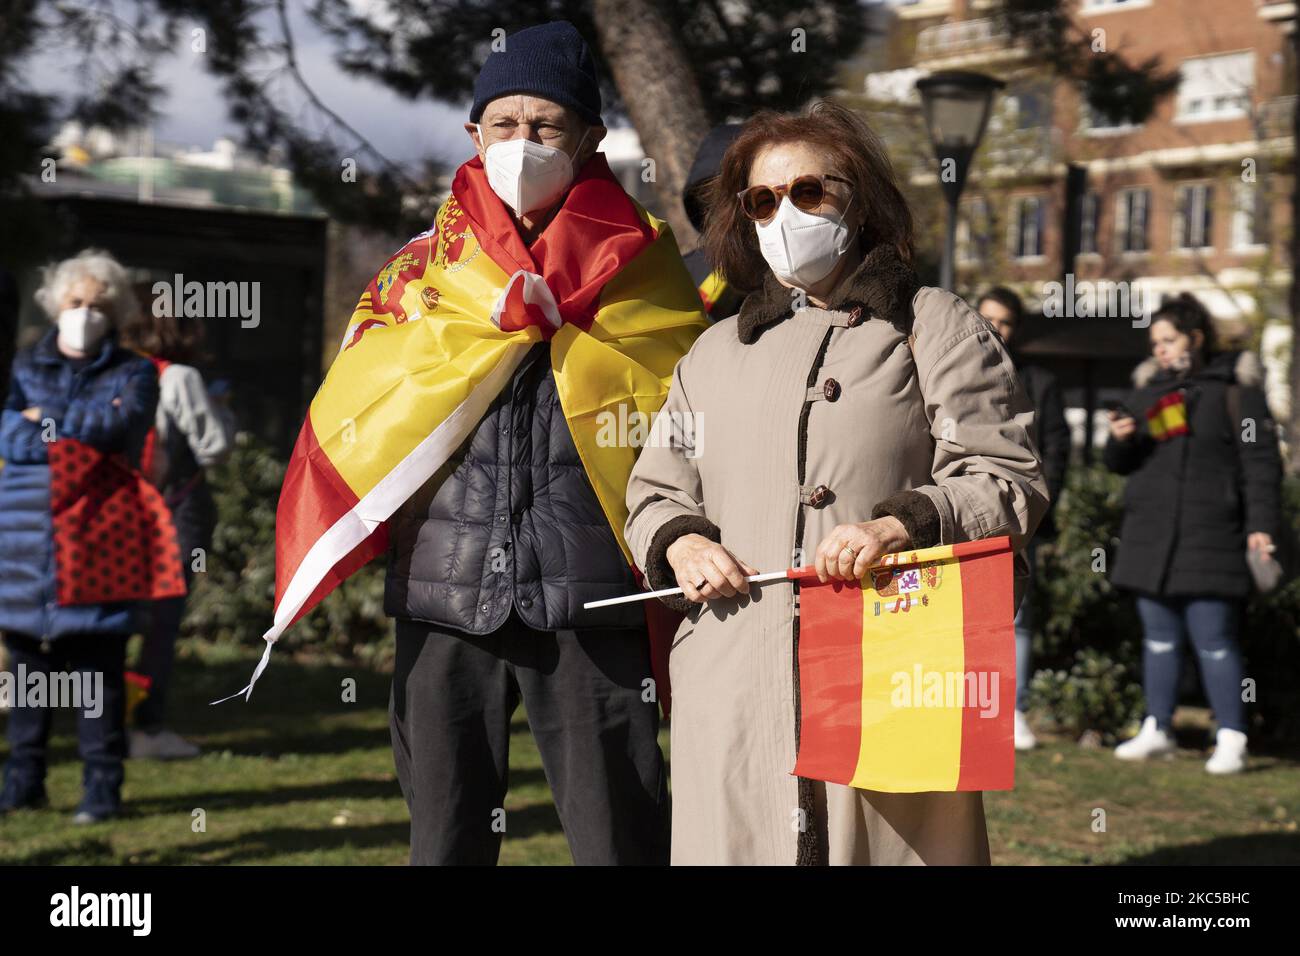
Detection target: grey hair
<box><xmin>33</xmin><ymin>248</ymin><xmax>139</xmax><ymax>327</ymax></box>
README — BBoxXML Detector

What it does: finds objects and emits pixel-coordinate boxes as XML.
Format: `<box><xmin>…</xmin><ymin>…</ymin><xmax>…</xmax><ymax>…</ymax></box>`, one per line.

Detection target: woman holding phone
<box><xmin>1104</xmin><ymin>293</ymin><xmax>1282</xmax><ymax>774</ymax></box>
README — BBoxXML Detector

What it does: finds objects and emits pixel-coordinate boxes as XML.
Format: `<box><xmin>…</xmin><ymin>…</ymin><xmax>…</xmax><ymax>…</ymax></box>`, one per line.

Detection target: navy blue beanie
<box><xmin>470</xmin><ymin>21</ymin><xmax>602</xmax><ymax>127</ymax></box>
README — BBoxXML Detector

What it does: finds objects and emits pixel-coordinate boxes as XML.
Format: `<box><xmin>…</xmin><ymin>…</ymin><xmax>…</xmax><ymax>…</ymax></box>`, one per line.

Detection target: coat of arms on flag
<box><xmin>217</xmin><ymin>153</ymin><xmax>707</xmax><ymax>705</ymax></box>
<box><xmin>793</xmin><ymin>536</ymin><xmax>1016</xmax><ymax>793</ymax></box>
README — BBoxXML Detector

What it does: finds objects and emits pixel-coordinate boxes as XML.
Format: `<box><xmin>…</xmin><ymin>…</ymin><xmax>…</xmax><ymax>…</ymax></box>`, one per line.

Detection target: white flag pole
<box><xmin>583</xmin><ymin>569</ymin><xmax>805</xmax><ymax>609</ymax></box>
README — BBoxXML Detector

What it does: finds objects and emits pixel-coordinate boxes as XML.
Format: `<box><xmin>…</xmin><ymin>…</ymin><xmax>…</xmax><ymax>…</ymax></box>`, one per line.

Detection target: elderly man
<box><xmin>312</xmin><ymin>20</ymin><xmax>704</xmax><ymax>865</ymax></box>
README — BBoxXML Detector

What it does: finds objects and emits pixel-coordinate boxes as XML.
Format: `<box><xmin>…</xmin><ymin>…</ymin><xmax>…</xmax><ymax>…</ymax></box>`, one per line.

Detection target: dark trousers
<box><xmin>134</xmin><ymin>594</ymin><xmax>185</xmax><ymax>728</ymax></box>
<box><xmin>135</xmin><ymin>483</ymin><xmax>212</xmax><ymax>728</ymax></box>
<box><xmin>390</xmin><ymin>612</ymin><xmax>669</xmax><ymax>865</ymax></box>
<box><xmin>2</xmin><ymin>632</ymin><xmax>127</xmax><ymax>814</ymax></box>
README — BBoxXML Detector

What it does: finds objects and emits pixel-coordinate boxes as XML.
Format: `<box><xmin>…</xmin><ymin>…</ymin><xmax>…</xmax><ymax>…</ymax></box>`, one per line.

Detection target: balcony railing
<box><xmin>916</xmin><ymin>17</ymin><xmax>1008</xmax><ymax>58</ymax></box>
<box><xmin>1257</xmin><ymin>95</ymin><xmax>1297</xmax><ymax>140</ymax></box>
<box><xmin>916</xmin><ymin>11</ymin><xmax>1057</xmax><ymax>61</ymax></box>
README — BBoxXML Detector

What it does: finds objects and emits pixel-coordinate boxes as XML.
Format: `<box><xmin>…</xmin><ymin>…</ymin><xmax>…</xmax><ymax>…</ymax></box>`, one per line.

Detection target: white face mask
<box><xmin>755</xmin><ymin>195</ymin><xmax>857</xmax><ymax>289</ymax></box>
<box><xmin>479</xmin><ymin>125</ymin><xmax>588</xmax><ymax>216</ymax></box>
<box><xmin>56</xmin><ymin>306</ymin><xmax>110</xmax><ymax>353</ymax></box>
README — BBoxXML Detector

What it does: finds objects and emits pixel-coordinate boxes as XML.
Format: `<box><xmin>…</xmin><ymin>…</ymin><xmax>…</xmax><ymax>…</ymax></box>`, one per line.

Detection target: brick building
<box><xmin>848</xmin><ymin>0</ymin><xmax>1296</xmax><ymax>442</ymax></box>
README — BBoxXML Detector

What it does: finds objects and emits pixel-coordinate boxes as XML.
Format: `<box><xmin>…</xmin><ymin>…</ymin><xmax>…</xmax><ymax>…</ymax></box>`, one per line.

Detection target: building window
<box><xmin>1079</xmin><ymin>192</ymin><xmax>1100</xmax><ymax>255</ymax></box>
<box><xmin>1177</xmin><ymin>52</ymin><xmax>1254</xmax><ymax>122</ymax></box>
<box><xmin>1008</xmin><ymin>195</ymin><xmax>1045</xmax><ymax>260</ymax></box>
<box><xmin>957</xmin><ymin>197</ymin><xmax>991</xmax><ymax>266</ymax></box>
<box><xmin>1231</xmin><ymin>182</ymin><xmax>1269</xmax><ymax>249</ymax></box>
<box><xmin>1081</xmin><ymin>101</ymin><xmax>1141</xmax><ymax>136</ymax></box>
<box><xmin>1007</xmin><ymin>89</ymin><xmax>1049</xmax><ymax>130</ymax></box>
<box><xmin>1115</xmin><ymin>188</ymin><xmax>1149</xmax><ymax>253</ymax></box>
<box><xmin>1173</xmin><ymin>183</ymin><xmax>1214</xmax><ymax>250</ymax></box>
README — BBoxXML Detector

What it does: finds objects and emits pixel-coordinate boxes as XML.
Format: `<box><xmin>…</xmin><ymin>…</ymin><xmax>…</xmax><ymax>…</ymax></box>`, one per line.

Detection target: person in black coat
<box><xmin>681</xmin><ymin>124</ymin><xmax>744</xmax><ymax>320</ymax></box>
<box><xmin>978</xmin><ymin>287</ymin><xmax>1071</xmax><ymax>751</ymax></box>
<box><xmin>1104</xmin><ymin>293</ymin><xmax>1281</xmax><ymax>774</ymax></box>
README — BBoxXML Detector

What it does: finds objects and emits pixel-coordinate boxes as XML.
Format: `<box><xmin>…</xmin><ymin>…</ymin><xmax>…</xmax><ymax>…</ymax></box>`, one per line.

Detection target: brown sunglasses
<box><xmin>737</xmin><ymin>174</ymin><xmax>854</xmax><ymax>223</ymax></box>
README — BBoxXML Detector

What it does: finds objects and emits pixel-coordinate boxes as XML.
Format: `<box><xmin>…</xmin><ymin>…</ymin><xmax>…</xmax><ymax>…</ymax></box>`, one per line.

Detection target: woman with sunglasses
<box><xmin>624</xmin><ymin>102</ymin><xmax>1047</xmax><ymax>865</ymax></box>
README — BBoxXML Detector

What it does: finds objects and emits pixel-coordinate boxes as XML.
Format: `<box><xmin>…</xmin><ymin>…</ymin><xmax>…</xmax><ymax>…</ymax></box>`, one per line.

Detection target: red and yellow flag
<box><xmin>1145</xmin><ymin>390</ymin><xmax>1188</xmax><ymax>441</ymax></box>
<box><xmin>231</xmin><ymin>155</ymin><xmax>706</xmax><ymax>699</ymax></box>
<box><xmin>793</xmin><ymin>537</ymin><xmax>1016</xmax><ymax>793</ymax></box>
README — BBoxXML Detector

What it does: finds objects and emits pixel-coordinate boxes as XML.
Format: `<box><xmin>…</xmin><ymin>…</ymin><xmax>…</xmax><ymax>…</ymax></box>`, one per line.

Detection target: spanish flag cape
<box><xmin>226</xmin><ymin>154</ymin><xmax>707</xmax><ymax>701</ymax></box>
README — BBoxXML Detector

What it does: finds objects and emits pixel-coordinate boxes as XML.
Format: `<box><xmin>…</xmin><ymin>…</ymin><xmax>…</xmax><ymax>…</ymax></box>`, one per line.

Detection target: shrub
<box><xmin>182</xmin><ymin>433</ymin><xmax>394</xmax><ymax>670</ymax></box>
<box><xmin>1026</xmin><ymin>462</ymin><xmax>1300</xmax><ymax>743</ymax></box>
<box><xmin>1026</xmin><ymin>465</ymin><xmax>1144</xmax><ymax>740</ymax></box>
<box><xmin>1029</xmin><ymin>649</ymin><xmax>1146</xmax><ymax>741</ymax></box>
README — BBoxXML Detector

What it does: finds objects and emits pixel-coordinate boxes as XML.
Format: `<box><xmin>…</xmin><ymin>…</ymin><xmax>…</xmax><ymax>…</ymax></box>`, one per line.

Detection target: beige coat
<box><xmin>624</xmin><ymin>247</ymin><xmax>1048</xmax><ymax>865</ymax></box>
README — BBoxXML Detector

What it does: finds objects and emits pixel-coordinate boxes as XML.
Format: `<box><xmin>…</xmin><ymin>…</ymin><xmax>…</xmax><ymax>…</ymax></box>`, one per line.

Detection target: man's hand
<box><xmin>20</xmin><ymin>406</ymin><xmax>41</xmax><ymax>423</ymax></box>
<box><xmin>813</xmin><ymin>516</ymin><xmax>910</xmax><ymax>583</ymax></box>
<box><xmin>665</xmin><ymin>533</ymin><xmax>758</xmax><ymax>603</ymax></box>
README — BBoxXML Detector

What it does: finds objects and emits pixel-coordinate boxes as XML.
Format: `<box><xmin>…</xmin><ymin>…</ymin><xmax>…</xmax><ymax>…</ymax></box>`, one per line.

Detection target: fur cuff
<box><xmin>871</xmin><ymin>491</ymin><xmax>941</xmax><ymax>549</ymax></box>
<box><xmin>643</xmin><ymin>513</ymin><xmax>722</xmax><ymax>614</ymax></box>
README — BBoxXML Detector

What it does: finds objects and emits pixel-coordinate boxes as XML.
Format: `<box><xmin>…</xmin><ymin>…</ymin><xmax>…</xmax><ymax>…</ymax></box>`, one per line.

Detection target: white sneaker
<box><xmin>129</xmin><ymin>728</ymin><xmax>201</xmax><ymax>760</ymax></box>
<box><xmin>1014</xmin><ymin>710</ymin><xmax>1037</xmax><ymax>751</ymax></box>
<box><xmin>1114</xmin><ymin>716</ymin><xmax>1175</xmax><ymax>761</ymax></box>
<box><xmin>1205</xmin><ymin>728</ymin><xmax>1247</xmax><ymax>775</ymax></box>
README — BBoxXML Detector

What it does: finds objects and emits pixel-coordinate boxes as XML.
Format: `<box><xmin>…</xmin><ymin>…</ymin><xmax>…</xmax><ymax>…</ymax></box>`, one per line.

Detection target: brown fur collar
<box><xmin>736</xmin><ymin>243</ymin><xmax>920</xmax><ymax>344</ymax></box>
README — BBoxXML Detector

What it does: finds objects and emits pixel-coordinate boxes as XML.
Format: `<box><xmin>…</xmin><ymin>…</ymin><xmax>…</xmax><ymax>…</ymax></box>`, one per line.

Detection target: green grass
<box><xmin>2</xmin><ymin>646</ymin><xmax>1298</xmax><ymax>865</ymax></box>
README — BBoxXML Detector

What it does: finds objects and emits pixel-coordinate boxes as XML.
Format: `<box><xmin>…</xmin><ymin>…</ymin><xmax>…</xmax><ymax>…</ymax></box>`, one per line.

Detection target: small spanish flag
<box><xmin>1145</xmin><ymin>390</ymin><xmax>1189</xmax><ymax>441</ymax></box>
<box><xmin>793</xmin><ymin>537</ymin><xmax>1015</xmax><ymax>793</ymax></box>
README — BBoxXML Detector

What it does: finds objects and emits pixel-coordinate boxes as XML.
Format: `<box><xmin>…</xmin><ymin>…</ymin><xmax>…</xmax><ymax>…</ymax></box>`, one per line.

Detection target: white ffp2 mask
<box><xmin>479</xmin><ymin>126</ymin><xmax>588</xmax><ymax>216</ymax></box>
<box><xmin>56</xmin><ymin>306</ymin><xmax>110</xmax><ymax>353</ymax></box>
<box><xmin>755</xmin><ymin>195</ymin><xmax>857</xmax><ymax>289</ymax></box>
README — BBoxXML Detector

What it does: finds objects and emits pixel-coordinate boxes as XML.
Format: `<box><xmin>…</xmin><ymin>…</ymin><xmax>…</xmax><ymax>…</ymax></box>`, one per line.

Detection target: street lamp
<box><xmin>915</xmin><ymin>70</ymin><xmax>1004</xmax><ymax>291</ymax></box>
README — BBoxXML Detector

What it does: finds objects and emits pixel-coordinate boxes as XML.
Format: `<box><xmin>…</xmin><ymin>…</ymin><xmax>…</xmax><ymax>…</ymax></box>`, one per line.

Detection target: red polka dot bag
<box><xmin>48</xmin><ymin>437</ymin><xmax>187</xmax><ymax>605</ymax></box>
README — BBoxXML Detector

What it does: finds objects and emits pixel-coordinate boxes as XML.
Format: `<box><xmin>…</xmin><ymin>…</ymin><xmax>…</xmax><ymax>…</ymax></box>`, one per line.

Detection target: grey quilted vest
<box><xmin>384</xmin><ymin>342</ymin><xmax>644</xmax><ymax>633</ymax></box>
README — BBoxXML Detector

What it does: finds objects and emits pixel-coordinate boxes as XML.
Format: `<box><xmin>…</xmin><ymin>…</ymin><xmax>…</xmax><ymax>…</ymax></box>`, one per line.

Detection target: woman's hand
<box><xmin>1107</xmin><ymin>410</ymin><xmax>1137</xmax><ymax>441</ymax></box>
<box><xmin>1248</xmin><ymin>532</ymin><xmax>1275</xmax><ymax>555</ymax></box>
<box><xmin>20</xmin><ymin>406</ymin><xmax>41</xmax><ymax>423</ymax></box>
<box><xmin>814</xmin><ymin>516</ymin><xmax>910</xmax><ymax>583</ymax></box>
<box><xmin>665</xmin><ymin>533</ymin><xmax>759</xmax><ymax>603</ymax></box>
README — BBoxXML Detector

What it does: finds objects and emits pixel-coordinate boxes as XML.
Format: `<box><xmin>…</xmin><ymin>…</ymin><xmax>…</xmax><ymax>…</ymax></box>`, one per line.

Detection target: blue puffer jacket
<box><xmin>0</xmin><ymin>329</ymin><xmax>159</xmax><ymax>640</ymax></box>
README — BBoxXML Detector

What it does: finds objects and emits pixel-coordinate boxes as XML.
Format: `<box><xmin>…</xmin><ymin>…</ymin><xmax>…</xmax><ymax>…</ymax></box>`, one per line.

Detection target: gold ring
<box><xmin>841</xmin><ymin>545</ymin><xmax>858</xmax><ymax>556</ymax></box>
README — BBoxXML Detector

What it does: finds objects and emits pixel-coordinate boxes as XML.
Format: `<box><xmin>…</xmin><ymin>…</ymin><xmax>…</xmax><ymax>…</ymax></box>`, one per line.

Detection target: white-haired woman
<box><xmin>0</xmin><ymin>248</ymin><xmax>158</xmax><ymax>823</ymax></box>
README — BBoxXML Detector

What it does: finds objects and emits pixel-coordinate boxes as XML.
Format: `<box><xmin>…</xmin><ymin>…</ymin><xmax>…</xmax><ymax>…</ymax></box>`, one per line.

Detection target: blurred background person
<box><xmin>681</xmin><ymin>124</ymin><xmax>744</xmax><ymax>320</ymax></box>
<box><xmin>205</xmin><ymin>378</ymin><xmax>239</xmax><ymax>444</ymax></box>
<box><xmin>118</xmin><ymin>309</ymin><xmax>233</xmax><ymax>759</ymax></box>
<box><xmin>977</xmin><ymin>287</ymin><xmax>1071</xmax><ymax>751</ymax></box>
<box><xmin>0</xmin><ymin>249</ymin><xmax>159</xmax><ymax>821</ymax></box>
<box><xmin>1103</xmin><ymin>293</ymin><xmax>1281</xmax><ymax>775</ymax></box>
<box><xmin>0</xmin><ymin>266</ymin><xmax>17</xmax><ymax>715</ymax></box>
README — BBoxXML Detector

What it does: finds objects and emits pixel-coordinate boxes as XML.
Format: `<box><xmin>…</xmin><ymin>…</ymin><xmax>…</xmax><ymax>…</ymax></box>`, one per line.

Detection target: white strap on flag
<box><xmin>489</xmin><ymin>271</ymin><xmax>561</xmax><ymax>330</ymax></box>
<box><xmin>213</xmin><ymin>331</ymin><xmax>534</xmax><ymax>704</ymax></box>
